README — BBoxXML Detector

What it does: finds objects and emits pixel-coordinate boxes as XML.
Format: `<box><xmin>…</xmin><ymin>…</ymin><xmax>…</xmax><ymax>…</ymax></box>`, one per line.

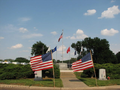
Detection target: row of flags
<box><xmin>30</xmin><ymin>32</ymin><xmax>94</xmax><ymax>72</ymax></box>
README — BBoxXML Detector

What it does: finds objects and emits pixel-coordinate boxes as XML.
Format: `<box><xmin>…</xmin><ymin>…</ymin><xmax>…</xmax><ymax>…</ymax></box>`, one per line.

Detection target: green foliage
<box><xmin>0</xmin><ymin>79</ymin><xmax>63</xmax><ymax>87</ymax></box>
<box><xmin>116</xmin><ymin>51</ymin><xmax>120</xmax><ymax>63</ymax></box>
<box><xmin>0</xmin><ymin>64</ymin><xmax>34</xmax><ymax>80</ymax></box>
<box><xmin>15</xmin><ymin>57</ymin><xmax>29</xmax><ymax>63</ymax></box>
<box><xmin>4</xmin><ymin>59</ymin><xmax>14</xmax><ymax>62</ymax></box>
<box><xmin>42</xmin><ymin>64</ymin><xmax>60</xmax><ymax>78</ymax></box>
<box><xmin>81</xmin><ymin>63</ymin><xmax>120</xmax><ymax>79</ymax></box>
<box><xmin>31</xmin><ymin>41</ymin><xmax>48</xmax><ymax>56</ymax></box>
<box><xmin>71</xmin><ymin>37</ymin><xmax>118</xmax><ymax>64</ymax></box>
<box><xmin>0</xmin><ymin>63</ymin><xmax>60</xmax><ymax>80</ymax></box>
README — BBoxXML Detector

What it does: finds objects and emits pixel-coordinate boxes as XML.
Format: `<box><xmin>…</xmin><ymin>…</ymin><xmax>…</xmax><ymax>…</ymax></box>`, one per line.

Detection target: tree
<box><xmin>31</xmin><ymin>41</ymin><xmax>48</xmax><ymax>56</ymax></box>
<box><xmin>116</xmin><ymin>52</ymin><xmax>120</xmax><ymax>63</ymax></box>
<box><xmin>71</xmin><ymin>37</ymin><xmax>117</xmax><ymax>64</ymax></box>
<box><xmin>15</xmin><ymin>57</ymin><xmax>29</xmax><ymax>63</ymax></box>
<box><xmin>4</xmin><ymin>59</ymin><xmax>14</xmax><ymax>62</ymax></box>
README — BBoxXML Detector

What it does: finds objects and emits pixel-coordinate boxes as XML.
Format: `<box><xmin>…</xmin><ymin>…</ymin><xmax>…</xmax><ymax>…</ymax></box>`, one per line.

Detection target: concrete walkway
<box><xmin>60</xmin><ymin>70</ymin><xmax>88</xmax><ymax>88</ymax></box>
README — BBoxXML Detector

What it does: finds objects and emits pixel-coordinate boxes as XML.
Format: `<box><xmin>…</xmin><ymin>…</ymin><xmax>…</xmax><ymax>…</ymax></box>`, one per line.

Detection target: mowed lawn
<box><xmin>0</xmin><ymin>78</ymin><xmax>63</xmax><ymax>87</ymax></box>
<box><xmin>74</xmin><ymin>72</ymin><xmax>120</xmax><ymax>87</ymax></box>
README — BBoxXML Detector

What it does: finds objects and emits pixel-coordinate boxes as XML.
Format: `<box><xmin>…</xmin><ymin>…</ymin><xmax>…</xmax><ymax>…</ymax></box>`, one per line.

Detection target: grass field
<box><xmin>0</xmin><ymin>78</ymin><xmax>63</xmax><ymax>87</ymax></box>
<box><xmin>74</xmin><ymin>72</ymin><xmax>120</xmax><ymax>87</ymax></box>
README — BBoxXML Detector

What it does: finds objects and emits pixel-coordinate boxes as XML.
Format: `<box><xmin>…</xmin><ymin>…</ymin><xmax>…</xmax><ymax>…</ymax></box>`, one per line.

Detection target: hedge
<box><xmin>81</xmin><ymin>63</ymin><xmax>120</xmax><ymax>79</ymax></box>
<box><xmin>0</xmin><ymin>64</ymin><xmax>60</xmax><ymax>80</ymax></box>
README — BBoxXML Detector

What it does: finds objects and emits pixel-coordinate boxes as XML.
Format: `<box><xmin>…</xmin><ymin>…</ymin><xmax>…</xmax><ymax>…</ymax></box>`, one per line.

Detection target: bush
<box><xmin>0</xmin><ymin>64</ymin><xmax>60</xmax><ymax>80</ymax></box>
<box><xmin>81</xmin><ymin>63</ymin><xmax>120</xmax><ymax>79</ymax></box>
<box><xmin>0</xmin><ymin>64</ymin><xmax>34</xmax><ymax>80</ymax></box>
<box><xmin>42</xmin><ymin>64</ymin><xmax>60</xmax><ymax>78</ymax></box>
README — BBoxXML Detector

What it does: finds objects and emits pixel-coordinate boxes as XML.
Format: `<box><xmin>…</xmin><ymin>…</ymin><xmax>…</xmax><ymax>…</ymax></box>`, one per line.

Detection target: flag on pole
<box><xmin>52</xmin><ymin>46</ymin><xmax>57</xmax><ymax>53</ymax></box>
<box><xmin>58</xmin><ymin>33</ymin><xmax>63</xmax><ymax>42</ymax></box>
<box><xmin>72</xmin><ymin>52</ymin><xmax>93</xmax><ymax>72</ymax></box>
<box><xmin>46</xmin><ymin>47</ymin><xmax>50</xmax><ymax>53</ymax></box>
<box><xmin>30</xmin><ymin>52</ymin><xmax>53</xmax><ymax>71</ymax></box>
<box><xmin>67</xmin><ymin>47</ymin><xmax>70</xmax><ymax>53</ymax></box>
<box><xmin>74</xmin><ymin>50</ymin><xmax>76</xmax><ymax>55</ymax></box>
<box><xmin>80</xmin><ymin>46</ymin><xmax>83</xmax><ymax>55</ymax></box>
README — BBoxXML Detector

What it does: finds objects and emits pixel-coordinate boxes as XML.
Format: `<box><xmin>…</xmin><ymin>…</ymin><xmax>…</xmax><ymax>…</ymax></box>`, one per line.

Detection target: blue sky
<box><xmin>0</xmin><ymin>0</ymin><xmax>120</xmax><ymax>61</ymax></box>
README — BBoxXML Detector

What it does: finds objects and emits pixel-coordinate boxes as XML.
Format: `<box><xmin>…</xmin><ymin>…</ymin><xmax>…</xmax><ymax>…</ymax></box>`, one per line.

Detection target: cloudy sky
<box><xmin>0</xmin><ymin>0</ymin><xmax>120</xmax><ymax>61</ymax></box>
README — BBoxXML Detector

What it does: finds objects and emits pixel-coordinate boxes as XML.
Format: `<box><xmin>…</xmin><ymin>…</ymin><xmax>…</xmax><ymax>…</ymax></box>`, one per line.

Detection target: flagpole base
<box><xmin>34</xmin><ymin>77</ymin><xmax>43</xmax><ymax>81</ymax></box>
<box><xmin>34</xmin><ymin>71</ymin><xmax>43</xmax><ymax>81</ymax></box>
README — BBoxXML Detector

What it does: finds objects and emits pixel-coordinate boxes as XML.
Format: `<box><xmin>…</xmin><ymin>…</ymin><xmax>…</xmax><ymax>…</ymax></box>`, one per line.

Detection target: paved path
<box><xmin>60</xmin><ymin>71</ymin><xmax>88</xmax><ymax>88</ymax></box>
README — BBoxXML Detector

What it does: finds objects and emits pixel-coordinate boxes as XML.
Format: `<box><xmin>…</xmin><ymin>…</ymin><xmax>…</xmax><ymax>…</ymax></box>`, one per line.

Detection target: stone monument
<box><xmin>57</xmin><ymin>63</ymin><xmax>69</xmax><ymax>70</ymax></box>
<box><xmin>34</xmin><ymin>71</ymin><xmax>43</xmax><ymax>81</ymax></box>
<box><xmin>99</xmin><ymin>69</ymin><xmax>107</xmax><ymax>80</ymax></box>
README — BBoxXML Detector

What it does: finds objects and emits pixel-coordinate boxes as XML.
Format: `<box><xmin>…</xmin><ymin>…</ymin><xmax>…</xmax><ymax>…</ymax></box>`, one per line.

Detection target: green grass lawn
<box><xmin>74</xmin><ymin>72</ymin><xmax>120</xmax><ymax>87</ymax></box>
<box><xmin>0</xmin><ymin>78</ymin><xmax>63</xmax><ymax>87</ymax></box>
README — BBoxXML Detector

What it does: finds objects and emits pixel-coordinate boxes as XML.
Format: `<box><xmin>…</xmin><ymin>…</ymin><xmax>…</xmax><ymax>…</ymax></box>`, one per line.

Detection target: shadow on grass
<box><xmin>42</xmin><ymin>79</ymin><xmax>53</xmax><ymax>81</ymax></box>
<box><xmin>69</xmin><ymin>79</ymin><xmax>82</xmax><ymax>82</ymax></box>
<box><xmin>79</xmin><ymin>78</ymin><xmax>87</xmax><ymax>81</ymax></box>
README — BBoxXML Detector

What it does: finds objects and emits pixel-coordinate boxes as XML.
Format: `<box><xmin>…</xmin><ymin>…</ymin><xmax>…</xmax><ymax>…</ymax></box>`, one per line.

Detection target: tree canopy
<box><xmin>15</xmin><ymin>57</ymin><xmax>29</xmax><ymax>63</ymax></box>
<box><xmin>71</xmin><ymin>37</ymin><xmax>118</xmax><ymax>64</ymax></box>
<box><xmin>31</xmin><ymin>41</ymin><xmax>48</xmax><ymax>56</ymax></box>
<box><xmin>116</xmin><ymin>51</ymin><xmax>120</xmax><ymax>63</ymax></box>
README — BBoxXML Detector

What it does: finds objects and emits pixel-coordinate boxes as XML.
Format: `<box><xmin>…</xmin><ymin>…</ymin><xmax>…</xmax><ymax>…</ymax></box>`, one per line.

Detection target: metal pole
<box><xmin>90</xmin><ymin>50</ymin><xmax>97</xmax><ymax>86</ymax></box>
<box><xmin>51</xmin><ymin>51</ymin><xmax>55</xmax><ymax>87</ymax></box>
<box><xmin>62</xmin><ymin>29</ymin><xmax>63</xmax><ymax>63</ymax></box>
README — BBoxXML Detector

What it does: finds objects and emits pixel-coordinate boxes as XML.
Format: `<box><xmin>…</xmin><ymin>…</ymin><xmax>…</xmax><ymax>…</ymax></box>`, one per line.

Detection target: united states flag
<box><xmin>58</xmin><ymin>33</ymin><xmax>63</xmax><ymax>42</ymax></box>
<box><xmin>30</xmin><ymin>52</ymin><xmax>53</xmax><ymax>71</ymax></box>
<box><xmin>72</xmin><ymin>53</ymin><xmax>93</xmax><ymax>72</ymax></box>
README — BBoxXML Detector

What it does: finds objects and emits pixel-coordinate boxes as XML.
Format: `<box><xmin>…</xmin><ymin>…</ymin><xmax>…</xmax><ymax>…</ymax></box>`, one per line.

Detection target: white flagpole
<box><xmin>69</xmin><ymin>51</ymin><xmax>70</xmax><ymax>69</ymax></box>
<box><xmin>62</xmin><ymin>29</ymin><xmax>63</xmax><ymax>63</ymax></box>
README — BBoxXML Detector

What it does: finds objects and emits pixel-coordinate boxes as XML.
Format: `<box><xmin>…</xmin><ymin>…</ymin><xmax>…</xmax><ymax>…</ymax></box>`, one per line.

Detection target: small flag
<box><xmin>58</xmin><ymin>33</ymin><xmax>63</xmax><ymax>42</ymax></box>
<box><xmin>30</xmin><ymin>52</ymin><xmax>53</xmax><ymax>71</ymax></box>
<box><xmin>52</xmin><ymin>46</ymin><xmax>57</xmax><ymax>53</ymax></box>
<box><xmin>72</xmin><ymin>52</ymin><xmax>93</xmax><ymax>72</ymax></box>
<box><xmin>46</xmin><ymin>47</ymin><xmax>50</xmax><ymax>53</ymax></box>
<box><xmin>74</xmin><ymin>50</ymin><xmax>76</xmax><ymax>55</ymax></box>
<box><xmin>80</xmin><ymin>46</ymin><xmax>83</xmax><ymax>55</ymax></box>
<box><xmin>67</xmin><ymin>47</ymin><xmax>70</xmax><ymax>53</ymax></box>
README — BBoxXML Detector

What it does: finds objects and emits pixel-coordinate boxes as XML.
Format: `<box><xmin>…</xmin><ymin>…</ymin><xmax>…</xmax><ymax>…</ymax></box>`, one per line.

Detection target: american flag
<box><xmin>58</xmin><ymin>33</ymin><xmax>63</xmax><ymax>42</ymax></box>
<box><xmin>72</xmin><ymin>53</ymin><xmax>93</xmax><ymax>72</ymax></box>
<box><xmin>30</xmin><ymin>52</ymin><xmax>53</xmax><ymax>71</ymax></box>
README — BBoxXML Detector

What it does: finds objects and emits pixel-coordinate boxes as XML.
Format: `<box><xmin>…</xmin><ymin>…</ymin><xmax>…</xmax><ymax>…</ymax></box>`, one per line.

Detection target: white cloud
<box><xmin>69</xmin><ymin>29</ymin><xmax>88</xmax><ymax>40</ymax></box>
<box><xmin>51</xmin><ymin>31</ymin><xmax>57</xmax><ymax>35</ymax></box>
<box><xmin>2</xmin><ymin>24</ymin><xmax>18</xmax><ymax>32</ymax></box>
<box><xmin>111</xmin><ymin>0</ymin><xmax>115</xmax><ymax>3</ymax></box>
<box><xmin>98</xmin><ymin>5</ymin><xmax>120</xmax><ymax>19</ymax></box>
<box><xmin>101</xmin><ymin>28</ymin><xmax>119</xmax><ymax>36</ymax></box>
<box><xmin>11</xmin><ymin>44</ymin><xmax>23</xmax><ymax>49</ymax></box>
<box><xmin>19</xmin><ymin>27</ymin><xmax>28</xmax><ymax>33</ymax></box>
<box><xmin>84</xmin><ymin>9</ymin><xmax>96</xmax><ymax>15</ymax></box>
<box><xmin>18</xmin><ymin>17</ymin><xmax>31</xmax><ymax>22</ymax></box>
<box><xmin>34</xmin><ymin>27</ymin><xmax>38</xmax><ymax>31</ymax></box>
<box><xmin>23</xmin><ymin>33</ymin><xmax>43</xmax><ymax>38</ymax></box>
<box><xmin>0</xmin><ymin>37</ymin><xmax>4</xmax><ymax>40</ymax></box>
<box><xmin>57</xmin><ymin>45</ymin><xmax>66</xmax><ymax>52</ymax></box>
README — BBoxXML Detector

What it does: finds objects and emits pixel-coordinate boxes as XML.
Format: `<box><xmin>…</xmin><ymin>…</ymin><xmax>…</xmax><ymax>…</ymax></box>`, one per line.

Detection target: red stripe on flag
<box><xmin>72</xmin><ymin>59</ymin><xmax>93</xmax><ymax>72</ymax></box>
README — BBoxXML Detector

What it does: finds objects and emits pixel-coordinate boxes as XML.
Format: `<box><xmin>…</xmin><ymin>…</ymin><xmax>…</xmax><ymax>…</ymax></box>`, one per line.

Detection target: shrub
<box><xmin>81</xmin><ymin>63</ymin><xmax>120</xmax><ymax>79</ymax></box>
<box><xmin>0</xmin><ymin>64</ymin><xmax>34</xmax><ymax>80</ymax></box>
<box><xmin>0</xmin><ymin>64</ymin><xmax>60</xmax><ymax>80</ymax></box>
<box><xmin>42</xmin><ymin>64</ymin><xmax>60</xmax><ymax>78</ymax></box>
